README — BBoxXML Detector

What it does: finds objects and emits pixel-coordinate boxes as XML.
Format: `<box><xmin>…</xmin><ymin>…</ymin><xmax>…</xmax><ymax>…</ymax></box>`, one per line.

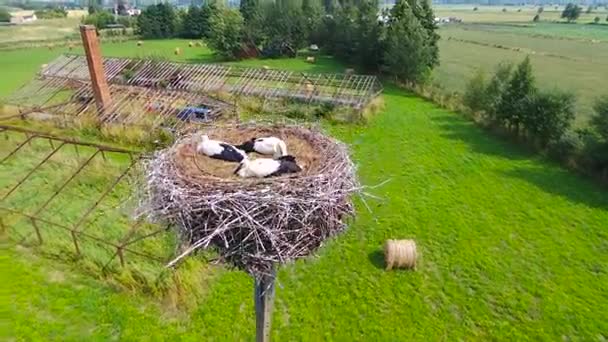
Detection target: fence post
<box><xmin>254</xmin><ymin>265</ymin><xmax>277</xmax><ymax>342</ymax></box>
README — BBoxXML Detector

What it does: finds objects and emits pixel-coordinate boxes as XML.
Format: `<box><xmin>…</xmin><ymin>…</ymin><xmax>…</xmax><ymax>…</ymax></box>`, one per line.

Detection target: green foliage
<box><xmin>116</xmin><ymin>15</ymin><xmax>135</xmax><ymax>28</ymax></box>
<box><xmin>206</xmin><ymin>7</ymin><xmax>244</xmax><ymax>60</ymax></box>
<box><xmin>537</xmin><ymin>6</ymin><xmax>544</xmax><ymax>14</ymax></box>
<box><xmin>0</xmin><ymin>8</ymin><xmax>10</xmax><ymax>22</ymax></box>
<box><xmin>533</xmin><ymin>14</ymin><xmax>540</xmax><ymax>22</ymax></box>
<box><xmin>136</xmin><ymin>3</ymin><xmax>178</xmax><ymax>39</ymax></box>
<box><xmin>82</xmin><ymin>11</ymin><xmax>115</xmax><ymax>29</ymax></box>
<box><xmin>561</xmin><ymin>3</ymin><xmax>582</xmax><ymax>22</ymax></box>
<box><xmin>463</xmin><ymin>69</ymin><xmax>487</xmax><ymax>113</ymax></box>
<box><xmin>524</xmin><ymin>89</ymin><xmax>576</xmax><ymax>145</ymax></box>
<box><xmin>384</xmin><ymin>8</ymin><xmax>432</xmax><ymax>83</ymax></box>
<box><xmin>263</xmin><ymin>0</ymin><xmax>308</xmax><ymax>54</ymax></box>
<box><xmin>586</xmin><ymin>5</ymin><xmax>593</xmax><ymax>14</ymax></box>
<box><xmin>180</xmin><ymin>3</ymin><xmax>215</xmax><ymax>39</ymax></box>
<box><xmin>497</xmin><ymin>56</ymin><xmax>535</xmax><ymax>132</ymax></box>
<box><xmin>302</xmin><ymin>0</ymin><xmax>325</xmax><ymax>43</ymax></box>
<box><xmin>590</xmin><ymin>96</ymin><xmax>608</xmax><ymax>142</ymax></box>
<box><xmin>483</xmin><ymin>62</ymin><xmax>512</xmax><ymax>122</ymax></box>
<box><xmin>355</xmin><ymin>0</ymin><xmax>384</xmax><ymax>71</ymax></box>
<box><xmin>34</xmin><ymin>7</ymin><xmax>68</xmax><ymax>19</ymax></box>
<box><xmin>593</xmin><ymin>16</ymin><xmax>600</xmax><ymax>24</ymax></box>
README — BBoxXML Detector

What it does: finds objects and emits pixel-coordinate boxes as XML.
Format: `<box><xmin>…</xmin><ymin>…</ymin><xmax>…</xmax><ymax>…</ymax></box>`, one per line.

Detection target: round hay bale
<box><xmin>195</xmin><ymin>41</ymin><xmax>203</xmax><ymax>47</ymax></box>
<box><xmin>47</xmin><ymin>43</ymin><xmax>54</xmax><ymax>50</ymax></box>
<box><xmin>137</xmin><ymin>40</ymin><xmax>144</xmax><ymax>46</ymax></box>
<box><xmin>139</xmin><ymin>124</ymin><xmax>359</xmax><ymax>277</ymax></box>
<box><xmin>188</xmin><ymin>41</ymin><xmax>194</xmax><ymax>47</ymax></box>
<box><xmin>174</xmin><ymin>47</ymin><xmax>181</xmax><ymax>55</ymax></box>
<box><xmin>306</xmin><ymin>56</ymin><xmax>316</xmax><ymax>63</ymax></box>
<box><xmin>384</xmin><ymin>239</ymin><xmax>417</xmax><ymax>270</ymax></box>
<box><xmin>68</xmin><ymin>42</ymin><xmax>74</xmax><ymax>50</ymax></box>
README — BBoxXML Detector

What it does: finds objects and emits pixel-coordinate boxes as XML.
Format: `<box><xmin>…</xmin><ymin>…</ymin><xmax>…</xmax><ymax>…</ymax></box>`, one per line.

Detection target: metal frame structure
<box><xmin>5</xmin><ymin>55</ymin><xmax>382</xmax><ymax>123</ymax></box>
<box><xmin>0</xmin><ymin>125</ymin><xmax>169</xmax><ymax>271</ymax></box>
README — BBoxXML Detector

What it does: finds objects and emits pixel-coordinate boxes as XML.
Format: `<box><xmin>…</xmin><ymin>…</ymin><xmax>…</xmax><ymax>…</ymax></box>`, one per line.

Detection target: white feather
<box><xmin>254</xmin><ymin>137</ymin><xmax>287</xmax><ymax>158</ymax></box>
<box><xmin>236</xmin><ymin>158</ymin><xmax>281</xmax><ymax>178</ymax></box>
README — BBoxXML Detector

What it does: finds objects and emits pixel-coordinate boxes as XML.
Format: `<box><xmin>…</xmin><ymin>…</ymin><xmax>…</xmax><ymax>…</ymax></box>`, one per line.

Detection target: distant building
<box><xmin>10</xmin><ymin>11</ymin><xmax>38</xmax><ymax>25</ymax></box>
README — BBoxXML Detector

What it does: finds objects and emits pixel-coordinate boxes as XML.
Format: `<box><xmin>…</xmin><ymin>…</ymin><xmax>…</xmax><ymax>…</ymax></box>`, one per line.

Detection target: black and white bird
<box><xmin>236</xmin><ymin>137</ymin><xmax>288</xmax><ymax>159</ymax></box>
<box><xmin>191</xmin><ymin>133</ymin><xmax>247</xmax><ymax>163</ymax></box>
<box><xmin>234</xmin><ymin>155</ymin><xmax>302</xmax><ymax>178</ymax></box>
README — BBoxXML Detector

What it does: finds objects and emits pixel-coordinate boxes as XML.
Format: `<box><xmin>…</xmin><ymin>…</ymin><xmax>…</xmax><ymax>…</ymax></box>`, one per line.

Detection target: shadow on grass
<box><xmin>368</xmin><ymin>250</ymin><xmax>385</xmax><ymax>270</ymax></box>
<box><xmin>501</xmin><ymin>166</ymin><xmax>608</xmax><ymax>209</ymax></box>
<box><xmin>430</xmin><ymin>114</ymin><xmax>532</xmax><ymax>161</ymax></box>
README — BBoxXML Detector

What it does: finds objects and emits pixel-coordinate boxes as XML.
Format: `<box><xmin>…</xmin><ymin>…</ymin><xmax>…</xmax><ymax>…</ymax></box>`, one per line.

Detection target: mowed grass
<box><xmin>435</xmin><ymin>22</ymin><xmax>608</xmax><ymax>125</ymax></box>
<box><xmin>3</xmin><ymin>40</ymin><xmax>608</xmax><ymax>340</ymax></box>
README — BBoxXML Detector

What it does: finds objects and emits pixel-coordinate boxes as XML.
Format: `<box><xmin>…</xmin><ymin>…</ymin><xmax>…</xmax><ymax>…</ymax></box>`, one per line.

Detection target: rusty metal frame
<box><xmin>0</xmin><ymin>125</ymin><xmax>169</xmax><ymax>271</ymax></box>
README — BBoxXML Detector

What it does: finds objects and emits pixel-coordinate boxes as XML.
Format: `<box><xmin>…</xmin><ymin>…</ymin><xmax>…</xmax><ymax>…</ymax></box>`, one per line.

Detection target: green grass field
<box><xmin>2</xmin><ymin>39</ymin><xmax>608</xmax><ymax>340</ymax></box>
<box><xmin>0</xmin><ymin>17</ymin><xmax>83</xmax><ymax>45</ymax></box>
<box><xmin>433</xmin><ymin>6</ymin><xmax>608</xmax><ymax>126</ymax></box>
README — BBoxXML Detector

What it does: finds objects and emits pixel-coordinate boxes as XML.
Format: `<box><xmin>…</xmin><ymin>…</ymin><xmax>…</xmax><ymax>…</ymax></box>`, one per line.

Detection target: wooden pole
<box><xmin>80</xmin><ymin>25</ymin><xmax>112</xmax><ymax>113</ymax></box>
<box><xmin>254</xmin><ymin>265</ymin><xmax>276</xmax><ymax>342</ymax></box>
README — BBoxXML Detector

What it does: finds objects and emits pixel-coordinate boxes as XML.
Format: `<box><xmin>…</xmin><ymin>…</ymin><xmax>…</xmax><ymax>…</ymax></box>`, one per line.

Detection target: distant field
<box><xmin>433</xmin><ymin>5</ymin><xmax>608</xmax><ymax>126</ymax></box>
<box><xmin>0</xmin><ymin>17</ymin><xmax>82</xmax><ymax>44</ymax></box>
<box><xmin>434</xmin><ymin>4</ymin><xmax>608</xmax><ymax>24</ymax></box>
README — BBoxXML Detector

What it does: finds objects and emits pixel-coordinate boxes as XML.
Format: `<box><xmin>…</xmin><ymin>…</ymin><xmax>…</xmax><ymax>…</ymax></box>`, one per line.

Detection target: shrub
<box><xmin>34</xmin><ymin>8</ymin><xmax>67</xmax><ymax>19</ymax></box>
<box><xmin>523</xmin><ymin>89</ymin><xmax>576</xmax><ymax>146</ymax></box>
<box><xmin>537</xmin><ymin>6</ymin><xmax>544</xmax><ymax>14</ymax></box>
<box><xmin>547</xmin><ymin>130</ymin><xmax>583</xmax><ymax>162</ymax></box>
<box><xmin>82</xmin><ymin>11</ymin><xmax>115</xmax><ymax>29</ymax></box>
<box><xmin>484</xmin><ymin>62</ymin><xmax>513</xmax><ymax>123</ymax></box>
<box><xmin>497</xmin><ymin>56</ymin><xmax>535</xmax><ymax>134</ymax></box>
<box><xmin>533</xmin><ymin>14</ymin><xmax>540</xmax><ymax>22</ymax></box>
<box><xmin>463</xmin><ymin>69</ymin><xmax>488</xmax><ymax>113</ymax></box>
<box><xmin>502</xmin><ymin>8</ymin><xmax>507</xmax><ymax>12</ymax></box>
<box><xmin>590</xmin><ymin>96</ymin><xmax>608</xmax><ymax>142</ymax></box>
<box><xmin>473</xmin><ymin>7</ymin><xmax>478</xmax><ymax>11</ymax></box>
<box><xmin>0</xmin><ymin>8</ymin><xmax>10</xmax><ymax>22</ymax></box>
<box><xmin>206</xmin><ymin>7</ymin><xmax>245</xmax><ymax>60</ymax></box>
<box><xmin>594</xmin><ymin>16</ymin><xmax>600</xmax><ymax>23</ymax></box>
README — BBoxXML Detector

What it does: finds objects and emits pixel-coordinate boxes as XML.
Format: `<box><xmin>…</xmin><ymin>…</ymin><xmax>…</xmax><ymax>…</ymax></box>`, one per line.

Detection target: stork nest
<box><xmin>139</xmin><ymin>124</ymin><xmax>358</xmax><ymax>277</ymax></box>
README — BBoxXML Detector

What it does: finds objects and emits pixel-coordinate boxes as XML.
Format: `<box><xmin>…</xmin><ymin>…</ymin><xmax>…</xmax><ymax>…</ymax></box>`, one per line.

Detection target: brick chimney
<box><xmin>79</xmin><ymin>25</ymin><xmax>111</xmax><ymax>112</ymax></box>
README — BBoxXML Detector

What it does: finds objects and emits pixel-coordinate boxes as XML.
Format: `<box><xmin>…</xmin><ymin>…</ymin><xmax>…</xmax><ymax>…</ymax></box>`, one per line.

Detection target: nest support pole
<box><xmin>255</xmin><ymin>264</ymin><xmax>277</xmax><ymax>342</ymax></box>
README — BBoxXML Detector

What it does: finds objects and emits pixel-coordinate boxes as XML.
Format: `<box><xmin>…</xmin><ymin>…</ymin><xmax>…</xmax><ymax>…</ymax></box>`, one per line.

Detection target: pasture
<box><xmin>2</xmin><ymin>39</ymin><xmax>608</xmax><ymax>340</ymax></box>
<box><xmin>434</xmin><ymin>5</ymin><xmax>608</xmax><ymax>126</ymax></box>
<box><xmin>0</xmin><ymin>16</ymin><xmax>83</xmax><ymax>45</ymax></box>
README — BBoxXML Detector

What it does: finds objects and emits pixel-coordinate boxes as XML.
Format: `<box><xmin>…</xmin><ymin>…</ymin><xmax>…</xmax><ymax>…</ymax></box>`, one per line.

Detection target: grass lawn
<box><xmin>2</xmin><ymin>40</ymin><xmax>608</xmax><ymax>340</ymax></box>
<box><xmin>0</xmin><ymin>17</ymin><xmax>83</xmax><ymax>45</ymax></box>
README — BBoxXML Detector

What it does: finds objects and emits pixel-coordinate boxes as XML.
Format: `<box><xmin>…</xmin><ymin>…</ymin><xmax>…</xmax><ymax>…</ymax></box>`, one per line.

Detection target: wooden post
<box><xmin>254</xmin><ymin>266</ymin><xmax>276</xmax><ymax>342</ymax></box>
<box><xmin>79</xmin><ymin>25</ymin><xmax>112</xmax><ymax>113</ymax></box>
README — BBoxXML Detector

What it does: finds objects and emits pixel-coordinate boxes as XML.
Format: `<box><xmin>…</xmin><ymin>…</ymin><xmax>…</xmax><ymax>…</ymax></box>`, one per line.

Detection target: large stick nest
<box><xmin>139</xmin><ymin>124</ymin><xmax>358</xmax><ymax>277</ymax></box>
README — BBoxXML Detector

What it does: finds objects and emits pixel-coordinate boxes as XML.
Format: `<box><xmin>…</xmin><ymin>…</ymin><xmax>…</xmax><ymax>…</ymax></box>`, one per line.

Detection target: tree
<box><xmin>412</xmin><ymin>0</ymin><xmax>440</xmax><ymax>68</ymax></box>
<box><xmin>561</xmin><ymin>3</ymin><xmax>582</xmax><ymax>22</ymax></box>
<box><xmin>181</xmin><ymin>5</ymin><xmax>204</xmax><ymax>39</ymax></box>
<box><xmin>594</xmin><ymin>16</ymin><xmax>600</xmax><ymax>24</ymax></box>
<box><xmin>355</xmin><ymin>0</ymin><xmax>385</xmax><ymax>71</ymax></box>
<box><xmin>590</xmin><ymin>96</ymin><xmax>608</xmax><ymax>142</ymax></box>
<box><xmin>0</xmin><ymin>8</ymin><xmax>11</xmax><ymax>22</ymax></box>
<box><xmin>137</xmin><ymin>3</ymin><xmax>178</xmax><ymax>39</ymax></box>
<box><xmin>302</xmin><ymin>0</ymin><xmax>325</xmax><ymax>43</ymax></box>
<box><xmin>533</xmin><ymin>14</ymin><xmax>540</xmax><ymax>22</ymax></box>
<box><xmin>207</xmin><ymin>7</ymin><xmax>244</xmax><ymax>60</ymax></box>
<box><xmin>463</xmin><ymin>69</ymin><xmax>488</xmax><ymax>113</ymax></box>
<box><xmin>523</xmin><ymin>90</ymin><xmax>576</xmax><ymax>146</ymax></box>
<box><xmin>330</xmin><ymin>4</ymin><xmax>359</xmax><ymax>63</ymax></box>
<box><xmin>484</xmin><ymin>62</ymin><xmax>513</xmax><ymax>122</ymax></box>
<box><xmin>263</xmin><ymin>0</ymin><xmax>308</xmax><ymax>56</ymax></box>
<box><xmin>496</xmin><ymin>57</ymin><xmax>535</xmax><ymax>134</ymax></box>
<box><xmin>537</xmin><ymin>6</ymin><xmax>544</xmax><ymax>14</ymax></box>
<box><xmin>383</xmin><ymin>1</ymin><xmax>433</xmax><ymax>82</ymax></box>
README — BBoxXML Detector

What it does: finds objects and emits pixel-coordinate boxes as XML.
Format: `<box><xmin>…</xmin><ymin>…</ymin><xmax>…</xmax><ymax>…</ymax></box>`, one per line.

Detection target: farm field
<box><xmin>433</xmin><ymin>6</ymin><xmax>608</xmax><ymax>126</ymax></box>
<box><xmin>0</xmin><ymin>16</ymin><xmax>83</xmax><ymax>45</ymax></box>
<box><xmin>2</xmin><ymin>39</ymin><xmax>608</xmax><ymax>340</ymax></box>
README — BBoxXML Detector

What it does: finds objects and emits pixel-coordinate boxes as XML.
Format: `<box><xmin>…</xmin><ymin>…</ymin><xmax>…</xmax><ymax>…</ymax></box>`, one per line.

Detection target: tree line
<box><xmin>135</xmin><ymin>0</ymin><xmax>439</xmax><ymax>83</ymax></box>
<box><xmin>464</xmin><ymin>57</ymin><xmax>608</xmax><ymax>180</ymax></box>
